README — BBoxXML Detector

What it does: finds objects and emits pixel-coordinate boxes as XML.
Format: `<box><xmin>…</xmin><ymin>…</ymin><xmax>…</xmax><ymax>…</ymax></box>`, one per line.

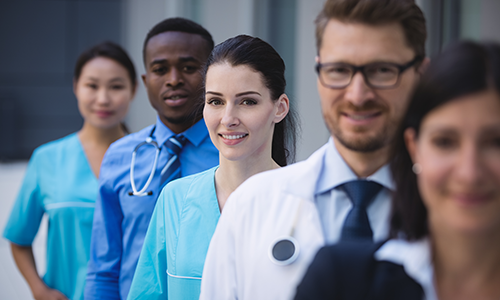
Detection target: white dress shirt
<box><xmin>315</xmin><ymin>138</ymin><xmax>394</xmax><ymax>243</ymax></box>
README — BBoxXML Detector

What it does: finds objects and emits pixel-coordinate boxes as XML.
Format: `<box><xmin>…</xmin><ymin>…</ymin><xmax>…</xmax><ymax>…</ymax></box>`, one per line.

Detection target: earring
<box><xmin>412</xmin><ymin>163</ymin><xmax>422</xmax><ymax>174</ymax></box>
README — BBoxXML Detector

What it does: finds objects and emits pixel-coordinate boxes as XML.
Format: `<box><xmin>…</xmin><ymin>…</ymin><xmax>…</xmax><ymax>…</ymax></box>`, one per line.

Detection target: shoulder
<box><xmin>101</xmin><ymin>125</ymin><xmax>155</xmax><ymax>167</ymax></box>
<box><xmin>161</xmin><ymin>167</ymin><xmax>217</xmax><ymax>199</ymax></box>
<box><xmin>232</xmin><ymin>144</ymin><xmax>328</xmax><ymax>199</ymax></box>
<box><xmin>107</xmin><ymin>125</ymin><xmax>155</xmax><ymax>153</ymax></box>
<box><xmin>33</xmin><ymin>132</ymin><xmax>78</xmax><ymax>156</ymax></box>
<box><xmin>29</xmin><ymin>133</ymin><xmax>81</xmax><ymax>166</ymax></box>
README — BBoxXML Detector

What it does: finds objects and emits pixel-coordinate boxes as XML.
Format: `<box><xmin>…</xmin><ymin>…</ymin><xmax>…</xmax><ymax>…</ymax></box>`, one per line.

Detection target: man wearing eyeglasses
<box><xmin>199</xmin><ymin>1</ymin><xmax>429</xmax><ymax>299</ymax></box>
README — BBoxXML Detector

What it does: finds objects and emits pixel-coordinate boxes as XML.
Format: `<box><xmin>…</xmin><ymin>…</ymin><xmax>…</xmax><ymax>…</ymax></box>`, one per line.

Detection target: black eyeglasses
<box><xmin>315</xmin><ymin>56</ymin><xmax>422</xmax><ymax>89</ymax></box>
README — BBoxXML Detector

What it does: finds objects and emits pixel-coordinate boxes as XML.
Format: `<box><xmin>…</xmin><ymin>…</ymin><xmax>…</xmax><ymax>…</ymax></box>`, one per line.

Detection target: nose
<box><xmin>221</xmin><ymin>104</ymin><xmax>240</xmax><ymax>128</ymax></box>
<box><xmin>96</xmin><ymin>88</ymin><xmax>111</xmax><ymax>105</ymax></box>
<box><xmin>166</xmin><ymin>67</ymin><xmax>184</xmax><ymax>88</ymax></box>
<box><xmin>344</xmin><ymin>72</ymin><xmax>375</xmax><ymax>107</ymax></box>
<box><xmin>455</xmin><ymin>142</ymin><xmax>485</xmax><ymax>186</ymax></box>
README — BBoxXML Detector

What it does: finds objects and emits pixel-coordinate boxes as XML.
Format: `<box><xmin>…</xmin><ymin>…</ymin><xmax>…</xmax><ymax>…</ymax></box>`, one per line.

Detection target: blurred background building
<box><xmin>0</xmin><ymin>0</ymin><xmax>499</xmax><ymax>298</ymax></box>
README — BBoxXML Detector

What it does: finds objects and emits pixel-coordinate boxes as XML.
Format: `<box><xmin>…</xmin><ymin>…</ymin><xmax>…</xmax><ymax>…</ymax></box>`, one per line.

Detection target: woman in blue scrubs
<box><xmin>128</xmin><ymin>35</ymin><xmax>298</xmax><ymax>299</ymax></box>
<box><xmin>3</xmin><ymin>41</ymin><xmax>137</xmax><ymax>300</ymax></box>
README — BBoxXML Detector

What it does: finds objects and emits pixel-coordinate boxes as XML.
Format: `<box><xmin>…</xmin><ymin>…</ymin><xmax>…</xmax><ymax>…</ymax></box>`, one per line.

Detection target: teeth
<box><xmin>222</xmin><ymin>134</ymin><xmax>246</xmax><ymax>140</ymax></box>
<box><xmin>169</xmin><ymin>95</ymin><xmax>184</xmax><ymax>100</ymax></box>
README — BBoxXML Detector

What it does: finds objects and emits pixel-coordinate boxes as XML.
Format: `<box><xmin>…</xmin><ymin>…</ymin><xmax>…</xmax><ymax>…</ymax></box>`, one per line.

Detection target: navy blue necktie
<box><xmin>160</xmin><ymin>134</ymin><xmax>187</xmax><ymax>188</ymax></box>
<box><xmin>340</xmin><ymin>180</ymin><xmax>382</xmax><ymax>241</ymax></box>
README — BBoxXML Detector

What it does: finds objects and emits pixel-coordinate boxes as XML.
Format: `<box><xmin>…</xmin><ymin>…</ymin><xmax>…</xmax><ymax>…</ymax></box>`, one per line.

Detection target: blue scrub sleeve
<box><xmin>127</xmin><ymin>191</ymin><xmax>168</xmax><ymax>299</ymax></box>
<box><xmin>84</xmin><ymin>158</ymin><xmax>123</xmax><ymax>300</ymax></box>
<box><xmin>3</xmin><ymin>151</ymin><xmax>45</xmax><ymax>245</ymax></box>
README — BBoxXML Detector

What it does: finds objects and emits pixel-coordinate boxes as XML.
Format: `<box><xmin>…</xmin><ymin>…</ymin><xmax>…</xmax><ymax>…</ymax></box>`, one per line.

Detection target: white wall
<box><xmin>295</xmin><ymin>0</ymin><xmax>329</xmax><ymax>161</ymax></box>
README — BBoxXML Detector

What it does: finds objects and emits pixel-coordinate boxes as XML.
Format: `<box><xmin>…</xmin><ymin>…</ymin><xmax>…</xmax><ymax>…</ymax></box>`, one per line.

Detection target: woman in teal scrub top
<box><xmin>3</xmin><ymin>41</ymin><xmax>137</xmax><ymax>300</ymax></box>
<box><xmin>128</xmin><ymin>35</ymin><xmax>299</xmax><ymax>299</ymax></box>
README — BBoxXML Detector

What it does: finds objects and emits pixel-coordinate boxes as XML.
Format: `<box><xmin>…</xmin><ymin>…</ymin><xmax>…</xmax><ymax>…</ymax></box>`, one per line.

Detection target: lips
<box><xmin>162</xmin><ymin>91</ymin><xmax>189</xmax><ymax>107</ymax></box>
<box><xmin>95</xmin><ymin>110</ymin><xmax>113</xmax><ymax>118</ymax></box>
<box><xmin>219</xmin><ymin>133</ymin><xmax>248</xmax><ymax>145</ymax></box>
<box><xmin>342</xmin><ymin>111</ymin><xmax>381</xmax><ymax>124</ymax></box>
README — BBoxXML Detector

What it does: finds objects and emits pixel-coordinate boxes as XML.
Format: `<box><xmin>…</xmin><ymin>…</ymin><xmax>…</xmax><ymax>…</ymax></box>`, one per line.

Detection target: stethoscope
<box><xmin>128</xmin><ymin>126</ymin><xmax>167</xmax><ymax>197</ymax></box>
<box><xmin>268</xmin><ymin>199</ymin><xmax>303</xmax><ymax>266</ymax></box>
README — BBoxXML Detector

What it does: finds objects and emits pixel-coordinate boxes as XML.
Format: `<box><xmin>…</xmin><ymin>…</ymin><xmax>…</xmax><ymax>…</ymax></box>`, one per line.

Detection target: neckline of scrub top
<box><xmin>76</xmin><ymin>132</ymin><xmax>99</xmax><ymax>181</ymax></box>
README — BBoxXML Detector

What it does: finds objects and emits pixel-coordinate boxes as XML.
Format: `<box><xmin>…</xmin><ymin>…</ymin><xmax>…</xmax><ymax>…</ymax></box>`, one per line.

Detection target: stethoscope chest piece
<box><xmin>269</xmin><ymin>236</ymin><xmax>300</xmax><ymax>266</ymax></box>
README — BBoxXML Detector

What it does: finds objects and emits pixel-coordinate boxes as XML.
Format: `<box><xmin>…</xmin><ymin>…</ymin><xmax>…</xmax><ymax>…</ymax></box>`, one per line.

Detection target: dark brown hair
<box><xmin>202</xmin><ymin>35</ymin><xmax>299</xmax><ymax>166</ymax></box>
<box><xmin>74</xmin><ymin>41</ymin><xmax>137</xmax><ymax>89</ymax></box>
<box><xmin>315</xmin><ymin>0</ymin><xmax>427</xmax><ymax>59</ymax></box>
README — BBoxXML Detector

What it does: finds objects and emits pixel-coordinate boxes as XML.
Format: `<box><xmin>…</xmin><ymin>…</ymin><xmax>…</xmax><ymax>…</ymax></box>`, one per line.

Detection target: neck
<box><xmin>432</xmin><ymin>226</ymin><xmax>500</xmax><ymax>300</ymax></box>
<box><xmin>160</xmin><ymin>114</ymin><xmax>201</xmax><ymax>134</ymax></box>
<box><xmin>78</xmin><ymin>122</ymin><xmax>125</xmax><ymax>146</ymax></box>
<box><xmin>333</xmin><ymin>137</ymin><xmax>389</xmax><ymax>178</ymax></box>
<box><xmin>215</xmin><ymin>152</ymin><xmax>279</xmax><ymax>211</ymax></box>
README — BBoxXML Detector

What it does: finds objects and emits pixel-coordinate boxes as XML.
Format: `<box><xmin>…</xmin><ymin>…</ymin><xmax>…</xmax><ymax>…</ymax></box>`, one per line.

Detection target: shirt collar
<box><xmin>153</xmin><ymin>116</ymin><xmax>210</xmax><ymax>147</ymax></box>
<box><xmin>315</xmin><ymin>137</ymin><xmax>394</xmax><ymax>195</ymax></box>
<box><xmin>374</xmin><ymin>238</ymin><xmax>437</xmax><ymax>300</ymax></box>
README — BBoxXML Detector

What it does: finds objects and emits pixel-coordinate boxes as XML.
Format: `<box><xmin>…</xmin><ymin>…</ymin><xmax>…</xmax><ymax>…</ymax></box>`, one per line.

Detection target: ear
<box><xmin>404</xmin><ymin>128</ymin><xmax>418</xmax><ymax>164</ymax></box>
<box><xmin>315</xmin><ymin>56</ymin><xmax>320</xmax><ymax>64</ymax></box>
<box><xmin>141</xmin><ymin>74</ymin><xmax>147</xmax><ymax>86</ymax></box>
<box><xmin>273</xmin><ymin>93</ymin><xmax>290</xmax><ymax>123</ymax></box>
<box><xmin>417</xmin><ymin>57</ymin><xmax>430</xmax><ymax>75</ymax></box>
<box><xmin>73</xmin><ymin>79</ymin><xmax>78</xmax><ymax>96</ymax></box>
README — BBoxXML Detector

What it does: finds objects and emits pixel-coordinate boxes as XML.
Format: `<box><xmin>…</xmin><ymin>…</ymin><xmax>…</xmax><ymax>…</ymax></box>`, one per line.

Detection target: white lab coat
<box><xmin>200</xmin><ymin>144</ymin><xmax>329</xmax><ymax>300</ymax></box>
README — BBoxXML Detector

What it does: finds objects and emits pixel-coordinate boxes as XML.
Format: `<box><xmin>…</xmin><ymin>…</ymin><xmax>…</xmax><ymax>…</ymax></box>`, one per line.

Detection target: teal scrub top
<box><xmin>127</xmin><ymin>167</ymin><xmax>220</xmax><ymax>300</ymax></box>
<box><xmin>3</xmin><ymin>133</ymin><xmax>98</xmax><ymax>300</ymax></box>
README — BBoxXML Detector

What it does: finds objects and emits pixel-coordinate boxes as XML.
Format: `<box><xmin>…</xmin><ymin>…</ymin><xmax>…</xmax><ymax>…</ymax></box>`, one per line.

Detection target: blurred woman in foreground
<box><xmin>3</xmin><ymin>41</ymin><xmax>136</xmax><ymax>300</ymax></box>
<box><xmin>295</xmin><ymin>41</ymin><xmax>500</xmax><ymax>300</ymax></box>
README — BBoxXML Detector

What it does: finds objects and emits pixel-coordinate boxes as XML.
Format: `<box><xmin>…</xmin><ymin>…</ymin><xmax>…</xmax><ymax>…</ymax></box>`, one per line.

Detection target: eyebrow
<box><xmin>205</xmin><ymin>91</ymin><xmax>262</xmax><ymax>97</ymax></box>
<box><xmin>85</xmin><ymin>77</ymin><xmax>125</xmax><ymax>82</ymax></box>
<box><xmin>149</xmin><ymin>56</ymin><xmax>200</xmax><ymax>67</ymax></box>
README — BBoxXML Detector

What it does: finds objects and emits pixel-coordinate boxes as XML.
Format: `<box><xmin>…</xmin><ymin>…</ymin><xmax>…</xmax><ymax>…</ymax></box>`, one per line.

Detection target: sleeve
<box><xmin>127</xmin><ymin>190</ymin><xmax>168</xmax><ymax>300</ymax></box>
<box><xmin>199</xmin><ymin>188</ymin><xmax>240</xmax><ymax>300</ymax></box>
<box><xmin>3</xmin><ymin>150</ymin><xmax>45</xmax><ymax>245</ymax></box>
<box><xmin>84</xmin><ymin>153</ymin><xmax>124</xmax><ymax>300</ymax></box>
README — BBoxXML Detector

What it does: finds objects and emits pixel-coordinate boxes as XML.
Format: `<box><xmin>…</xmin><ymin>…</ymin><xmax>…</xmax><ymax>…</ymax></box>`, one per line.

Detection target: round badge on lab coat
<box><xmin>269</xmin><ymin>236</ymin><xmax>300</xmax><ymax>265</ymax></box>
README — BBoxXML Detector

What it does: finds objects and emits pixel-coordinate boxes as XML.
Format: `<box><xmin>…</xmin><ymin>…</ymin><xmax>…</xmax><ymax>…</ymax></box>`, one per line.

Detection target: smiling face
<box><xmin>204</xmin><ymin>63</ymin><xmax>288</xmax><ymax>163</ymax></box>
<box><xmin>74</xmin><ymin>56</ymin><xmax>134</xmax><ymax>130</ymax></box>
<box><xmin>406</xmin><ymin>89</ymin><xmax>500</xmax><ymax>236</ymax></box>
<box><xmin>318</xmin><ymin>19</ymin><xmax>421</xmax><ymax>153</ymax></box>
<box><xmin>142</xmin><ymin>31</ymin><xmax>210</xmax><ymax>133</ymax></box>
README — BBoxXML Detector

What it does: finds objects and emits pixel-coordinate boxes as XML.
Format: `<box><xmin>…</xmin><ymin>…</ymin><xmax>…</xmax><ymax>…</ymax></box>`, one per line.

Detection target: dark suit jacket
<box><xmin>294</xmin><ymin>241</ymin><xmax>424</xmax><ymax>300</ymax></box>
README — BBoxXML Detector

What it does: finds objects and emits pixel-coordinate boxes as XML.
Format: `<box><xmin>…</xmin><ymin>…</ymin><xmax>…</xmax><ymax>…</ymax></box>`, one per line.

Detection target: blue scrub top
<box><xmin>127</xmin><ymin>167</ymin><xmax>220</xmax><ymax>300</ymax></box>
<box><xmin>3</xmin><ymin>133</ymin><xmax>97</xmax><ymax>300</ymax></box>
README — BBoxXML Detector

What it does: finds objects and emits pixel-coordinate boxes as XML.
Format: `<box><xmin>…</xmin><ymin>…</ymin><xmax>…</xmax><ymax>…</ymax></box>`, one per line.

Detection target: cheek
<box><xmin>203</xmin><ymin>107</ymin><xmax>220</xmax><ymax>134</ymax></box>
<box><xmin>416</xmin><ymin>148</ymin><xmax>453</xmax><ymax>206</ymax></box>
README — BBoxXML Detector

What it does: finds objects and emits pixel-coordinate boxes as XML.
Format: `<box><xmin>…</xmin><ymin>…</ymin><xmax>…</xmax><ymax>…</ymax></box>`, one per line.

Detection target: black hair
<box><xmin>202</xmin><ymin>35</ymin><xmax>299</xmax><ymax>166</ymax></box>
<box><xmin>74</xmin><ymin>41</ymin><xmax>137</xmax><ymax>89</ymax></box>
<box><xmin>390</xmin><ymin>41</ymin><xmax>500</xmax><ymax>240</ymax></box>
<box><xmin>142</xmin><ymin>17</ymin><xmax>214</xmax><ymax>65</ymax></box>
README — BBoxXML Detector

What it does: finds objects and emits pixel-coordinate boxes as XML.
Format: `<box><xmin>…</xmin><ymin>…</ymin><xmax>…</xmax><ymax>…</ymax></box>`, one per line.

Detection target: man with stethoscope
<box><xmin>85</xmin><ymin>18</ymin><xmax>219</xmax><ymax>300</ymax></box>
<box><xmin>200</xmin><ymin>0</ymin><xmax>429</xmax><ymax>299</ymax></box>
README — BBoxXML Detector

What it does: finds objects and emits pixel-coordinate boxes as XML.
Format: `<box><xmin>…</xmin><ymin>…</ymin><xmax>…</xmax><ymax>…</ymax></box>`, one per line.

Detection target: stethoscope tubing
<box><xmin>129</xmin><ymin>133</ymin><xmax>161</xmax><ymax>197</ymax></box>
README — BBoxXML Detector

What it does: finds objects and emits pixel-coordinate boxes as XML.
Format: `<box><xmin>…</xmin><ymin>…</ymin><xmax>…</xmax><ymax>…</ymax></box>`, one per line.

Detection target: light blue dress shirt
<box><xmin>315</xmin><ymin>138</ymin><xmax>394</xmax><ymax>244</ymax></box>
<box><xmin>85</xmin><ymin>117</ymin><xmax>219</xmax><ymax>300</ymax></box>
<box><xmin>3</xmin><ymin>133</ymin><xmax>97</xmax><ymax>300</ymax></box>
<box><xmin>127</xmin><ymin>167</ymin><xmax>220</xmax><ymax>300</ymax></box>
